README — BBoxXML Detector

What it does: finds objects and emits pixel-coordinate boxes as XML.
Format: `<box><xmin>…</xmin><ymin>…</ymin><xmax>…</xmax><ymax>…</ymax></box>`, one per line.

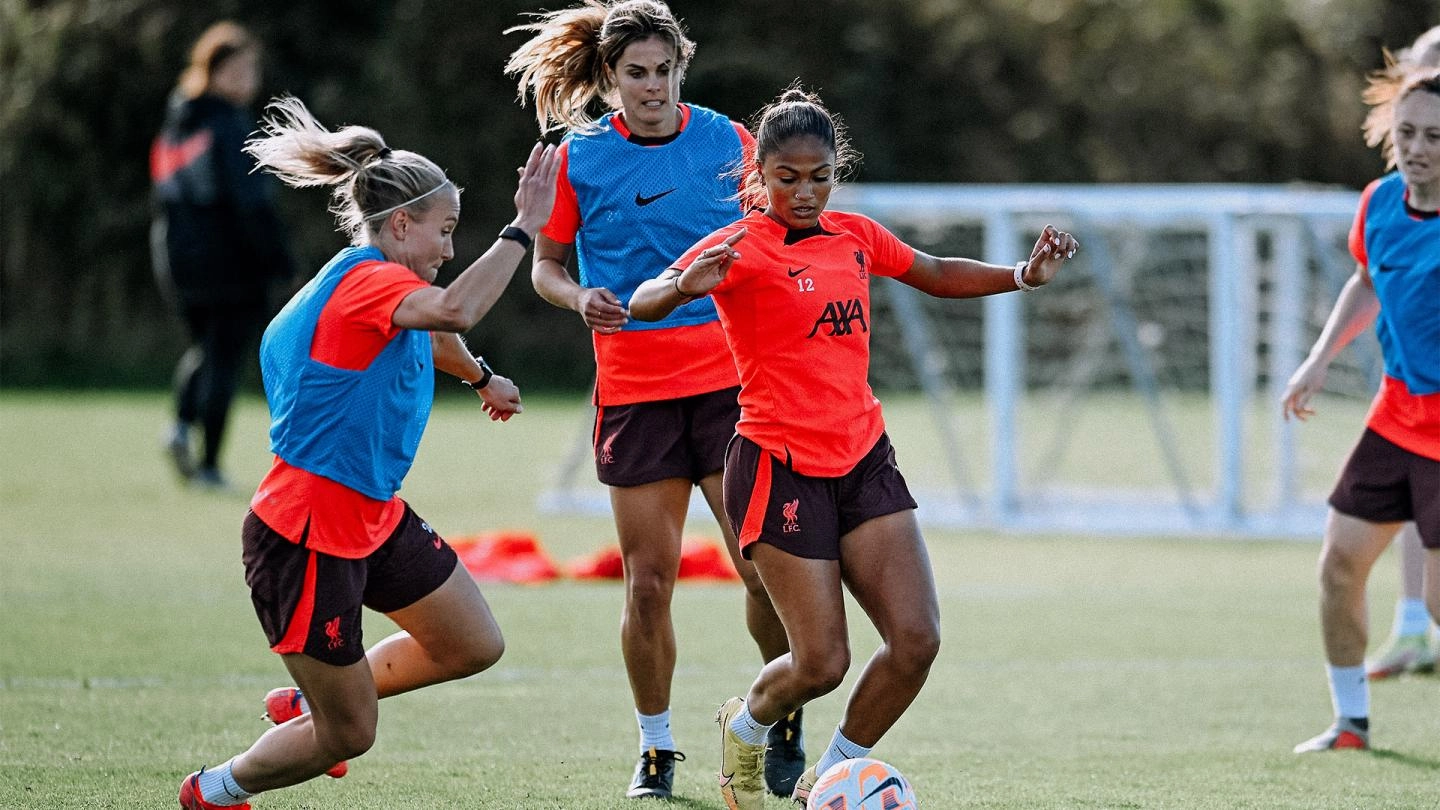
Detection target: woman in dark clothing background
<box><xmin>150</xmin><ymin>20</ymin><xmax>294</xmax><ymax>488</ymax></box>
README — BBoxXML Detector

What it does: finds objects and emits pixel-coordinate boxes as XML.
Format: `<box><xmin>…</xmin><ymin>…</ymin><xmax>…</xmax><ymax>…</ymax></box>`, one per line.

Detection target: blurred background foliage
<box><xmin>0</xmin><ymin>0</ymin><xmax>1434</xmax><ymax>390</ymax></box>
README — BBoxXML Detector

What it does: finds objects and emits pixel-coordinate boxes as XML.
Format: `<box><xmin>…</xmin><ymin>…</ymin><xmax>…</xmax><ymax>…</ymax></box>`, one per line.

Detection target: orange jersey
<box><xmin>674</xmin><ymin>210</ymin><xmax>916</xmax><ymax>476</ymax></box>
<box><xmin>541</xmin><ymin>104</ymin><xmax>754</xmax><ymax>406</ymax></box>
<box><xmin>1366</xmin><ymin>376</ymin><xmax>1440</xmax><ymax>461</ymax></box>
<box><xmin>1348</xmin><ymin>177</ymin><xmax>1440</xmax><ymax>460</ymax></box>
<box><xmin>590</xmin><ymin>321</ymin><xmax>737</xmax><ymax>405</ymax></box>
<box><xmin>251</xmin><ymin>261</ymin><xmax>428</xmax><ymax>558</ymax></box>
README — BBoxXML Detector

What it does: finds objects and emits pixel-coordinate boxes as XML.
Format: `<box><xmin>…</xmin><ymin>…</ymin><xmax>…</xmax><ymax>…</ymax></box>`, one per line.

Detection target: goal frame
<box><xmin>832</xmin><ymin>183</ymin><xmax>1362</xmax><ymax>537</ymax></box>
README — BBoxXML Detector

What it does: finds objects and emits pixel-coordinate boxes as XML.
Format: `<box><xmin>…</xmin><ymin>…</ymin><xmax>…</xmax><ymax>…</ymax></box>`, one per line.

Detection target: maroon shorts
<box><xmin>723</xmin><ymin>432</ymin><xmax>918</xmax><ymax>560</ymax></box>
<box><xmin>593</xmin><ymin>386</ymin><xmax>740</xmax><ymax>487</ymax></box>
<box><xmin>1329</xmin><ymin>429</ymin><xmax>1440</xmax><ymax>549</ymax></box>
<box><xmin>241</xmin><ymin>504</ymin><xmax>459</xmax><ymax>666</ymax></box>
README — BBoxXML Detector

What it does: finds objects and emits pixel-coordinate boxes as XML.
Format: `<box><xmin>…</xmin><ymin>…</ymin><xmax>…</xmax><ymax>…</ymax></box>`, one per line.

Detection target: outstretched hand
<box><xmin>1020</xmin><ymin>225</ymin><xmax>1080</xmax><ymax>288</ymax></box>
<box><xmin>512</xmin><ymin>142</ymin><xmax>561</xmax><ymax>236</ymax></box>
<box><xmin>676</xmin><ymin>228</ymin><xmax>747</xmax><ymax>298</ymax></box>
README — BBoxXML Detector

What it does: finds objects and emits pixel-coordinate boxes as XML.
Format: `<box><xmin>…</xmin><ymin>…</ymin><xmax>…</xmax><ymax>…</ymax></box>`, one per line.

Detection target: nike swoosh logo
<box><xmin>787</xmin><ymin>265</ymin><xmax>811</xmax><ymax>277</ymax></box>
<box><xmin>860</xmin><ymin>776</ymin><xmax>905</xmax><ymax>802</ymax></box>
<box><xmin>635</xmin><ymin>188</ymin><xmax>677</xmax><ymax>206</ymax></box>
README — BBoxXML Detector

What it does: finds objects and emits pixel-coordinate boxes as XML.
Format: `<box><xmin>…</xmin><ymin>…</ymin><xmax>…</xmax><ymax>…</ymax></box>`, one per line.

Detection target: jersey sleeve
<box><xmin>540</xmin><ymin>141</ymin><xmax>580</xmax><ymax>244</ymax></box>
<box><xmin>1348</xmin><ymin>178</ymin><xmax>1381</xmax><ymax>267</ymax></box>
<box><xmin>851</xmin><ymin>214</ymin><xmax>916</xmax><ymax>277</ymax></box>
<box><xmin>311</xmin><ymin>262</ymin><xmax>430</xmax><ymax>369</ymax></box>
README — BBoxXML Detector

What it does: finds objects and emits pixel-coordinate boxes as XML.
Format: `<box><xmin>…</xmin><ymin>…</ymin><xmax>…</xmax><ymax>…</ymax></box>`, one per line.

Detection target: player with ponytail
<box><xmin>1285</xmin><ymin>64</ymin><xmax>1440</xmax><ymax>754</ymax></box>
<box><xmin>1350</xmin><ymin>26</ymin><xmax>1440</xmax><ymax>682</ymax></box>
<box><xmin>177</xmin><ymin>97</ymin><xmax>558</xmax><ymax>809</ymax></box>
<box><xmin>506</xmin><ymin>2</ymin><xmax>803</xmax><ymax>799</ymax></box>
<box><xmin>631</xmin><ymin>86</ymin><xmax>1079</xmax><ymax>809</ymax></box>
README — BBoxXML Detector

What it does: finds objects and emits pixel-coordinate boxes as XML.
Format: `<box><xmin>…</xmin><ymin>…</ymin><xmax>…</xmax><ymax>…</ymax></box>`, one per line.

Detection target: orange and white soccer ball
<box><xmin>806</xmin><ymin>757</ymin><xmax>917</xmax><ymax>809</ymax></box>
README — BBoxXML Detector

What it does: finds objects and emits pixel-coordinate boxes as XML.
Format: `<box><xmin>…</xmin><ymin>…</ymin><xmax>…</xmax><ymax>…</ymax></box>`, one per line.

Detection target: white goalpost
<box><xmin>540</xmin><ymin>183</ymin><xmax>1376</xmax><ymax>539</ymax></box>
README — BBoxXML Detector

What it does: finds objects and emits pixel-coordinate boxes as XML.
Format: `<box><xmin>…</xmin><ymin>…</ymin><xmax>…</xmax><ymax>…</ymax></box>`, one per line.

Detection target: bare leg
<box><xmin>833</xmin><ymin>510</ymin><xmax>941</xmax><ymax>746</ymax></box>
<box><xmin>697</xmin><ymin>473</ymin><xmax>789</xmax><ymax>662</ymax></box>
<box><xmin>1398</xmin><ymin>523</ymin><xmax>1426</xmax><ymax>603</ymax></box>
<box><xmin>612</xmin><ymin>478</ymin><xmax>691</xmax><ymax>715</ymax></box>
<box><xmin>1318</xmin><ymin>511</ymin><xmax>1401</xmax><ymax>665</ymax></box>
<box><xmin>742</xmin><ymin>510</ymin><xmax>940</xmax><ymax>746</ymax></box>
<box><xmin>229</xmin><ymin>655</ymin><xmax>378</xmax><ymax>792</ymax></box>
<box><xmin>367</xmin><ymin>562</ymin><xmax>505</xmax><ymax>698</ymax></box>
<box><xmin>743</xmin><ymin>547</ymin><xmax>849</xmax><ymax>725</ymax></box>
<box><xmin>229</xmin><ymin>562</ymin><xmax>503</xmax><ymax>793</ymax></box>
<box><xmin>1425</xmin><ymin>547</ymin><xmax>1440</xmax><ymax>627</ymax></box>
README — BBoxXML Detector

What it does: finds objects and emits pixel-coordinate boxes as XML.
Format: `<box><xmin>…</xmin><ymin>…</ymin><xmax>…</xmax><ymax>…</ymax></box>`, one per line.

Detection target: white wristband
<box><xmin>1014</xmin><ymin>261</ymin><xmax>1037</xmax><ymax>292</ymax></box>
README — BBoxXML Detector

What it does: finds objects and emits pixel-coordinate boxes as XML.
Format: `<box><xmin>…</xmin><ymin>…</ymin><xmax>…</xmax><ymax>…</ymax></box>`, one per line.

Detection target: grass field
<box><xmin>1</xmin><ymin>392</ymin><xmax>1436</xmax><ymax>809</ymax></box>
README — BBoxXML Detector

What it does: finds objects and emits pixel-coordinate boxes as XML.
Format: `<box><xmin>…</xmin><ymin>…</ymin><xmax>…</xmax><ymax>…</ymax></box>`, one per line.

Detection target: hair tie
<box><xmin>377</xmin><ymin>147</ymin><xmax>393</xmax><ymax>159</ymax></box>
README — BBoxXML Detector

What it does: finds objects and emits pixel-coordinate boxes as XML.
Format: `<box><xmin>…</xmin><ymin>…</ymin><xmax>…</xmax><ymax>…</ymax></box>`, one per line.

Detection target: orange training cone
<box><xmin>452</xmin><ymin>531</ymin><xmax>560</xmax><ymax>583</ymax></box>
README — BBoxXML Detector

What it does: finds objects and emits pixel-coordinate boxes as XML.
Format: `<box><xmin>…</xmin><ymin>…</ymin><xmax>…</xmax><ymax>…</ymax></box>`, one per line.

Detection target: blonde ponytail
<box><xmin>244</xmin><ymin>97</ymin><xmax>452</xmax><ymax>242</ymax></box>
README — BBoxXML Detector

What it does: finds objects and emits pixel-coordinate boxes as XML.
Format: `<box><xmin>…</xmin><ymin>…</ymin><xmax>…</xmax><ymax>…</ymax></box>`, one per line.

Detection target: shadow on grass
<box><xmin>665</xmin><ymin>797</ymin><xmax>720</xmax><ymax>808</ymax></box>
<box><xmin>1370</xmin><ymin>748</ymin><xmax>1440</xmax><ymax>770</ymax></box>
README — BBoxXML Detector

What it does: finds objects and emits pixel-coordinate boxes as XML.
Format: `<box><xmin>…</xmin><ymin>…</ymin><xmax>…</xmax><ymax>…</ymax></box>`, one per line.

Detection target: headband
<box><xmin>363</xmin><ymin>180</ymin><xmax>450</xmax><ymax>223</ymax></box>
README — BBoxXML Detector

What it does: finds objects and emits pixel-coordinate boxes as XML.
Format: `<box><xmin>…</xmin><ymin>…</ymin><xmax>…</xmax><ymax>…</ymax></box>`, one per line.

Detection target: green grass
<box><xmin>1</xmin><ymin>392</ymin><xmax>1435</xmax><ymax>809</ymax></box>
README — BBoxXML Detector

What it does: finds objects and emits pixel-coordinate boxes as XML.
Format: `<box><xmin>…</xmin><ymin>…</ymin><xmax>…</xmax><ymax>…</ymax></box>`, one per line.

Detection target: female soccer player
<box><xmin>1283</xmin><ymin>67</ymin><xmax>1440</xmax><ymax>753</ymax></box>
<box><xmin>505</xmin><ymin>1</ymin><xmax>800</xmax><ymax>798</ymax></box>
<box><xmin>177</xmin><ymin>97</ymin><xmax>558</xmax><ymax>809</ymax></box>
<box><xmin>1356</xmin><ymin>25</ymin><xmax>1440</xmax><ymax>681</ymax></box>
<box><xmin>629</xmin><ymin>87</ymin><xmax>1079</xmax><ymax>809</ymax></box>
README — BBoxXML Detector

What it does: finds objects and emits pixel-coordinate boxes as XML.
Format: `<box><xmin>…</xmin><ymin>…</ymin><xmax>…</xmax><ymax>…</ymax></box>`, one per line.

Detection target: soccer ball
<box><xmin>807</xmin><ymin>757</ymin><xmax>917</xmax><ymax>809</ymax></box>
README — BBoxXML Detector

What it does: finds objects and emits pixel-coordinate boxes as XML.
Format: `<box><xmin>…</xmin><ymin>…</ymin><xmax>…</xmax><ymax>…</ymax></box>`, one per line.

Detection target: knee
<box><xmin>317</xmin><ymin>716</ymin><xmax>377</xmax><ymax>761</ymax></box>
<box><xmin>625</xmin><ymin>566</ymin><xmax>676</xmax><ymax>612</ymax></box>
<box><xmin>457</xmin><ymin>634</ymin><xmax>505</xmax><ymax>677</ymax></box>
<box><xmin>1318</xmin><ymin>545</ymin><xmax>1368</xmax><ymax>594</ymax></box>
<box><xmin>891</xmin><ymin>622</ymin><xmax>941</xmax><ymax>675</ymax></box>
<box><xmin>794</xmin><ymin>646</ymin><xmax>850</xmax><ymax>698</ymax></box>
<box><xmin>439</xmin><ymin>627</ymin><xmax>505</xmax><ymax>679</ymax></box>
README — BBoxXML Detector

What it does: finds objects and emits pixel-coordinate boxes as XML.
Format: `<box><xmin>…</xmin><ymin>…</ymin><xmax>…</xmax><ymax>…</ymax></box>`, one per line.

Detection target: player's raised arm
<box><xmin>898</xmin><ymin>225</ymin><xmax>1079</xmax><ymax>298</ymax></box>
<box><xmin>630</xmin><ymin>228</ymin><xmax>746</xmax><ymax>321</ymax></box>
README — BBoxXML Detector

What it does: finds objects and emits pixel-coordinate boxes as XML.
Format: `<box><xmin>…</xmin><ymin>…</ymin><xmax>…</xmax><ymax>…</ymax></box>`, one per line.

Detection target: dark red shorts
<box><xmin>1329</xmin><ymin>429</ymin><xmax>1440</xmax><ymax>549</ymax></box>
<box><xmin>593</xmin><ymin>386</ymin><xmax>740</xmax><ymax>487</ymax></box>
<box><xmin>723</xmin><ymin>432</ymin><xmax>918</xmax><ymax>560</ymax></box>
<box><xmin>241</xmin><ymin>504</ymin><xmax>459</xmax><ymax>666</ymax></box>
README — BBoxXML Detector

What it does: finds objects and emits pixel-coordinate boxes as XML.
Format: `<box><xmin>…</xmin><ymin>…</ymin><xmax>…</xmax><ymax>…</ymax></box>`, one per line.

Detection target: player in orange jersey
<box><xmin>506</xmin><ymin>1</ymin><xmax>800</xmax><ymax>798</ymax></box>
<box><xmin>1353</xmin><ymin>26</ymin><xmax>1440</xmax><ymax>681</ymax></box>
<box><xmin>1284</xmin><ymin>66</ymin><xmax>1440</xmax><ymax>754</ymax></box>
<box><xmin>177</xmin><ymin>97</ymin><xmax>558</xmax><ymax>810</ymax></box>
<box><xmin>630</xmin><ymin>86</ymin><xmax>1078</xmax><ymax>810</ymax></box>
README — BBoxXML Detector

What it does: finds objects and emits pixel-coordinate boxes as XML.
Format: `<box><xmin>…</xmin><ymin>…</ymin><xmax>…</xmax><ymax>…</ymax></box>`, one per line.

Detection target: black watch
<box><xmin>497</xmin><ymin>225</ymin><xmax>532</xmax><ymax>251</ymax></box>
<box><xmin>464</xmin><ymin>357</ymin><xmax>494</xmax><ymax>391</ymax></box>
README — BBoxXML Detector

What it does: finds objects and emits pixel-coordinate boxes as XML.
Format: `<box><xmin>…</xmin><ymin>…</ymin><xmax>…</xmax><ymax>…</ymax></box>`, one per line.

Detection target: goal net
<box><xmin>541</xmin><ymin>184</ymin><xmax>1374</xmax><ymax>539</ymax></box>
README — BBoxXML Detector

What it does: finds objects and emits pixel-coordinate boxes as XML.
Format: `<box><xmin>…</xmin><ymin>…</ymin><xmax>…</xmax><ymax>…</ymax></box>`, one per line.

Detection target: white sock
<box><xmin>815</xmin><ymin>727</ymin><xmax>872</xmax><ymax>777</ymax></box>
<box><xmin>1326</xmin><ymin>664</ymin><xmax>1369</xmax><ymax>720</ymax></box>
<box><xmin>197</xmin><ymin>759</ymin><xmax>253</xmax><ymax>806</ymax></box>
<box><xmin>728</xmin><ymin>702</ymin><xmax>773</xmax><ymax>746</ymax></box>
<box><xmin>637</xmin><ymin>708</ymin><xmax>676</xmax><ymax>752</ymax></box>
<box><xmin>1395</xmin><ymin>598</ymin><xmax>1431</xmax><ymax>637</ymax></box>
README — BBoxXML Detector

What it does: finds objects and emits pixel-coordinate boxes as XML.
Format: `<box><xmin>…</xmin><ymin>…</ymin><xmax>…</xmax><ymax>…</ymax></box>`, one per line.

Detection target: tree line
<box><xmin>0</xmin><ymin>0</ymin><xmax>1432</xmax><ymax>389</ymax></box>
